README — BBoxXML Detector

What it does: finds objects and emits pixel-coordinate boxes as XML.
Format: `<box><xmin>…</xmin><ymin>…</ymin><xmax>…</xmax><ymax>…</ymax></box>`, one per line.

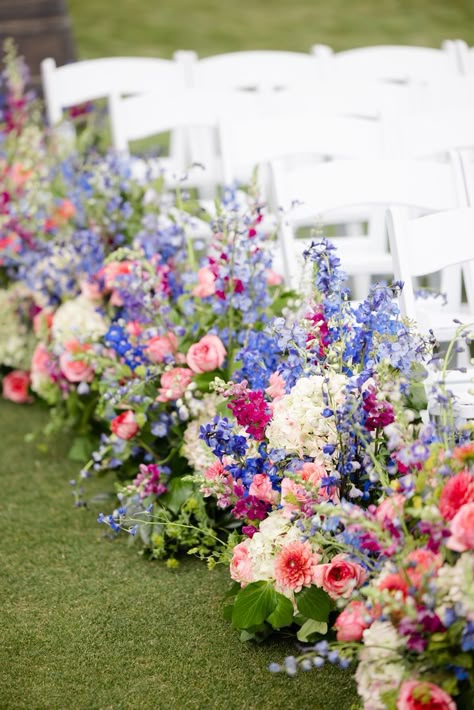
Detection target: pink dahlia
<box><xmin>274</xmin><ymin>540</ymin><xmax>319</xmax><ymax>593</ymax></box>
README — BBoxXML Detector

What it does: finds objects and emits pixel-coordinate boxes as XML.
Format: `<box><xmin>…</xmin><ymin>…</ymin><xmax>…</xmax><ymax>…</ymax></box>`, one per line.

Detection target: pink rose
<box><xmin>59</xmin><ymin>340</ymin><xmax>94</xmax><ymax>383</ymax></box>
<box><xmin>230</xmin><ymin>541</ymin><xmax>254</xmax><ymax>586</ymax></box>
<box><xmin>157</xmin><ymin>367</ymin><xmax>193</xmax><ymax>402</ymax></box>
<box><xmin>145</xmin><ymin>332</ymin><xmax>178</xmax><ymax>363</ymax></box>
<box><xmin>2</xmin><ymin>370</ymin><xmax>31</xmax><ymax>404</ymax></box>
<box><xmin>192</xmin><ymin>267</ymin><xmax>216</xmax><ymax>298</ymax></box>
<box><xmin>397</xmin><ymin>679</ymin><xmax>456</xmax><ymax>710</ymax></box>
<box><xmin>249</xmin><ymin>473</ymin><xmax>278</xmax><ymax>504</ymax></box>
<box><xmin>186</xmin><ymin>335</ymin><xmax>226</xmax><ymax>374</ymax></box>
<box><xmin>375</xmin><ymin>493</ymin><xmax>405</xmax><ymax>528</ymax></box>
<box><xmin>300</xmin><ymin>461</ymin><xmax>339</xmax><ymax>502</ymax></box>
<box><xmin>265</xmin><ymin>371</ymin><xmax>286</xmax><ymax>401</ymax></box>
<box><xmin>447</xmin><ymin>501</ymin><xmax>474</xmax><ymax>552</ymax></box>
<box><xmin>266</xmin><ymin>269</ymin><xmax>283</xmax><ymax>286</ymax></box>
<box><xmin>31</xmin><ymin>343</ymin><xmax>53</xmax><ymax>376</ymax></box>
<box><xmin>334</xmin><ymin>600</ymin><xmax>371</xmax><ymax>642</ymax></box>
<box><xmin>280</xmin><ymin>476</ymin><xmax>308</xmax><ymax>518</ymax></box>
<box><xmin>110</xmin><ymin>410</ymin><xmax>139</xmax><ymax>440</ymax></box>
<box><xmin>313</xmin><ymin>554</ymin><xmax>367</xmax><ymax>599</ymax></box>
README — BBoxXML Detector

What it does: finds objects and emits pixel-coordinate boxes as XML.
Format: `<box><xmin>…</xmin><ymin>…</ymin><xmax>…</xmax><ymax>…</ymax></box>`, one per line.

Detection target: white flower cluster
<box><xmin>234</xmin><ymin>511</ymin><xmax>305</xmax><ymax>586</ymax></box>
<box><xmin>51</xmin><ymin>296</ymin><xmax>108</xmax><ymax>346</ymax></box>
<box><xmin>355</xmin><ymin>621</ymin><xmax>406</xmax><ymax>710</ymax></box>
<box><xmin>435</xmin><ymin>553</ymin><xmax>474</xmax><ymax>619</ymax></box>
<box><xmin>266</xmin><ymin>373</ymin><xmax>346</xmax><ymax>459</ymax></box>
<box><xmin>182</xmin><ymin>393</ymin><xmax>222</xmax><ymax>473</ymax></box>
<box><xmin>0</xmin><ymin>286</ymin><xmax>36</xmax><ymax>369</ymax></box>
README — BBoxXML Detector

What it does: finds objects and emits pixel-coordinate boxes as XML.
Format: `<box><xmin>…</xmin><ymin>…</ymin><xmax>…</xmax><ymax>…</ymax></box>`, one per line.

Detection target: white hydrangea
<box><xmin>355</xmin><ymin>621</ymin><xmax>405</xmax><ymax>710</ymax></box>
<box><xmin>51</xmin><ymin>296</ymin><xmax>108</xmax><ymax>346</ymax></box>
<box><xmin>266</xmin><ymin>372</ymin><xmax>346</xmax><ymax>459</ymax></box>
<box><xmin>435</xmin><ymin>554</ymin><xmax>474</xmax><ymax>618</ymax></box>
<box><xmin>0</xmin><ymin>286</ymin><xmax>36</xmax><ymax>369</ymax></box>
<box><xmin>182</xmin><ymin>393</ymin><xmax>222</xmax><ymax>473</ymax></box>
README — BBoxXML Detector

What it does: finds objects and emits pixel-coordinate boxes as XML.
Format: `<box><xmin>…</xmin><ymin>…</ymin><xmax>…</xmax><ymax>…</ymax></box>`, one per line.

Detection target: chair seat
<box><xmin>415</xmin><ymin>302</ymin><xmax>473</xmax><ymax>341</ymax></box>
<box><xmin>425</xmin><ymin>367</ymin><xmax>474</xmax><ymax>420</ymax></box>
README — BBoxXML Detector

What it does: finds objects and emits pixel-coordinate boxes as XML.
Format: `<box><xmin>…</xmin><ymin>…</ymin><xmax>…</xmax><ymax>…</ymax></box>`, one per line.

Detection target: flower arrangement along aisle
<box><xmin>190</xmin><ymin>239</ymin><xmax>435</xmax><ymax>641</ymax></box>
<box><xmin>0</xmin><ymin>41</ymin><xmax>209</xmax><ymax>452</ymax></box>
<box><xmin>83</xmin><ymin>186</ymin><xmax>295</xmax><ymax>561</ymax></box>
<box><xmin>273</xmin><ymin>438</ymin><xmax>474</xmax><ymax>710</ymax></box>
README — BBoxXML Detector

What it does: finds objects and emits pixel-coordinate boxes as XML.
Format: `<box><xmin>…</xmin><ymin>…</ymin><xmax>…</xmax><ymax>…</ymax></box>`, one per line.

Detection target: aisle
<box><xmin>0</xmin><ymin>402</ymin><xmax>356</xmax><ymax>710</ymax></box>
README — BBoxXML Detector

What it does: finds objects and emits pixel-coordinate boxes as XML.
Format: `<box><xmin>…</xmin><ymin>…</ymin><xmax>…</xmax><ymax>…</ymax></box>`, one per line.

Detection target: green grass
<box><xmin>0</xmin><ymin>401</ymin><xmax>357</xmax><ymax>709</ymax></box>
<box><xmin>68</xmin><ymin>0</ymin><xmax>474</xmax><ymax>59</ymax></box>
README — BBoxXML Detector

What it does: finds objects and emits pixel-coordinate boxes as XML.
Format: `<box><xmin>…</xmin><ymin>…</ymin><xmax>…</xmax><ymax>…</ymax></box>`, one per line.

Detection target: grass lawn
<box><xmin>68</xmin><ymin>0</ymin><xmax>474</xmax><ymax>59</ymax></box>
<box><xmin>0</xmin><ymin>401</ymin><xmax>357</xmax><ymax>709</ymax></box>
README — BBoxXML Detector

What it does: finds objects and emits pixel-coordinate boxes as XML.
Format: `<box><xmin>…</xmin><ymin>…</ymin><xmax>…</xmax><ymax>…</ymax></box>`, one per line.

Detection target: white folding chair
<box><xmin>387</xmin><ymin>107</ymin><xmax>474</xmax><ymax>160</ymax></box>
<box><xmin>387</xmin><ymin>206</ymin><xmax>474</xmax><ymax>377</ymax></box>
<box><xmin>41</xmin><ymin>56</ymin><xmax>189</xmax><ymax>170</ymax></box>
<box><xmin>311</xmin><ymin>42</ymin><xmax>462</xmax><ymax>84</ymax></box>
<box><xmin>270</xmin><ymin>157</ymin><xmax>465</xmax><ymax>296</ymax></box>
<box><xmin>189</xmin><ymin>49</ymin><xmax>321</xmax><ymax>90</ymax></box>
<box><xmin>178</xmin><ymin>49</ymin><xmax>326</xmax><ymax>193</ymax></box>
<box><xmin>219</xmin><ymin>110</ymin><xmax>385</xmax><ymax>189</ymax></box>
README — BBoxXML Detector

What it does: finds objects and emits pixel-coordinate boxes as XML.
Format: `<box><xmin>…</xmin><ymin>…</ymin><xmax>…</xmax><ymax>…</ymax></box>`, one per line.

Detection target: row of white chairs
<box><xmin>41</xmin><ymin>44</ymin><xmax>474</xmax><ymax>192</ymax></box>
<box><xmin>41</xmin><ymin>42</ymin><xmax>474</xmax><ymax>127</ymax></box>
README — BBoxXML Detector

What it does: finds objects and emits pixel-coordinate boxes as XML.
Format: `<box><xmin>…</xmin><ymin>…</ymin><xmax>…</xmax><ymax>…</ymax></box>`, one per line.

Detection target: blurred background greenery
<box><xmin>68</xmin><ymin>0</ymin><xmax>474</xmax><ymax>59</ymax></box>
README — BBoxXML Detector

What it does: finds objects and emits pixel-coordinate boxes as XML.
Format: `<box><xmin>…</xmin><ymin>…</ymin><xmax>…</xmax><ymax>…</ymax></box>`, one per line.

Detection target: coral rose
<box><xmin>157</xmin><ymin>367</ymin><xmax>193</xmax><ymax>402</ymax></box>
<box><xmin>110</xmin><ymin>411</ymin><xmax>139</xmax><ymax>440</ymax></box>
<box><xmin>313</xmin><ymin>554</ymin><xmax>367</xmax><ymax>599</ymax></box>
<box><xmin>334</xmin><ymin>600</ymin><xmax>371</xmax><ymax>642</ymax></box>
<box><xmin>446</xmin><ymin>502</ymin><xmax>474</xmax><ymax>552</ymax></box>
<box><xmin>59</xmin><ymin>340</ymin><xmax>94</xmax><ymax>383</ymax></box>
<box><xmin>249</xmin><ymin>473</ymin><xmax>278</xmax><ymax>504</ymax></box>
<box><xmin>2</xmin><ymin>370</ymin><xmax>31</xmax><ymax>404</ymax></box>
<box><xmin>101</xmin><ymin>261</ymin><xmax>132</xmax><ymax>291</ymax></box>
<box><xmin>192</xmin><ymin>267</ymin><xmax>216</xmax><ymax>298</ymax></box>
<box><xmin>397</xmin><ymin>679</ymin><xmax>456</xmax><ymax>709</ymax></box>
<box><xmin>230</xmin><ymin>541</ymin><xmax>254</xmax><ymax>586</ymax></box>
<box><xmin>145</xmin><ymin>332</ymin><xmax>178</xmax><ymax>363</ymax></box>
<box><xmin>405</xmin><ymin>549</ymin><xmax>442</xmax><ymax>588</ymax></box>
<box><xmin>378</xmin><ymin>573</ymin><xmax>409</xmax><ymax>597</ymax></box>
<box><xmin>186</xmin><ymin>335</ymin><xmax>226</xmax><ymax>373</ymax></box>
<box><xmin>274</xmin><ymin>539</ymin><xmax>320</xmax><ymax>593</ymax></box>
<box><xmin>439</xmin><ymin>470</ymin><xmax>474</xmax><ymax>521</ymax></box>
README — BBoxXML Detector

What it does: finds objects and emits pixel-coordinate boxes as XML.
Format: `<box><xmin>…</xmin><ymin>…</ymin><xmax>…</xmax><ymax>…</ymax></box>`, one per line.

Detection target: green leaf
<box><xmin>296</xmin><ymin>619</ymin><xmax>328</xmax><ymax>642</ymax></box>
<box><xmin>295</xmin><ymin>586</ymin><xmax>332</xmax><ymax>622</ymax></box>
<box><xmin>159</xmin><ymin>478</ymin><xmax>194</xmax><ymax>514</ymax></box>
<box><xmin>68</xmin><ymin>436</ymin><xmax>94</xmax><ymax>462</ymax></box>
<box><xmin>231</xmin><ymin>581</ymin><xmax>277</xmax><ymax>630</ymax></box>
<box><xmin>267</xmin><ymin>593</ymin><xmax>294</xmax><ymax>629</ymax></box>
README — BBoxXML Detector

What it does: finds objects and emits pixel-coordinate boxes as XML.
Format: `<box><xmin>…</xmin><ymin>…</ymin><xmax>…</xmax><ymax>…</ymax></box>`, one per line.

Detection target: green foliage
<box><xmin>232</xmin><ymin>581</ymin><xmax>277</xmax><ymax>629</ymax></box>
<box><xmin>295</xmin><ymin>585</ymin><xmax>333</xmax><ymax>622</ymax></box>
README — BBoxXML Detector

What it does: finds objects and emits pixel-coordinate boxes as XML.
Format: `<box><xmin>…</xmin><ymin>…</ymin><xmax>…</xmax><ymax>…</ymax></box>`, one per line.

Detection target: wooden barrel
<box><xmin>0</xmin><ymin>0</ymin><xmax>76</xmax><ymax>89</ymax></box>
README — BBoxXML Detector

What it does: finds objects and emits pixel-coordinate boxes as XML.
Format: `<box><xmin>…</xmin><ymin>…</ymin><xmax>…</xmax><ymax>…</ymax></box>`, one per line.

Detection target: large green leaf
<box><xmin>296</xmin><ymin>618</ymin><xmax>328</xmax><ymax>642</ymax></box>
<box><xmin>231</xmin><ymin>581</ymin><xmax>277</xmax><ymax>630</ymax></box>
<box><xmin>295</xmin><ymin>585</ymin><xmax>332</xmax><ymax>622</ymax></box>
<box><xmin>159</xmin><ymin>478</ymin><xmax>194</xmax><ymax>514</ymax></box>
<box><xmin>267</xmin><ymin>593</ymin><xmax>294</xmax><ymax>630</ymax></box>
